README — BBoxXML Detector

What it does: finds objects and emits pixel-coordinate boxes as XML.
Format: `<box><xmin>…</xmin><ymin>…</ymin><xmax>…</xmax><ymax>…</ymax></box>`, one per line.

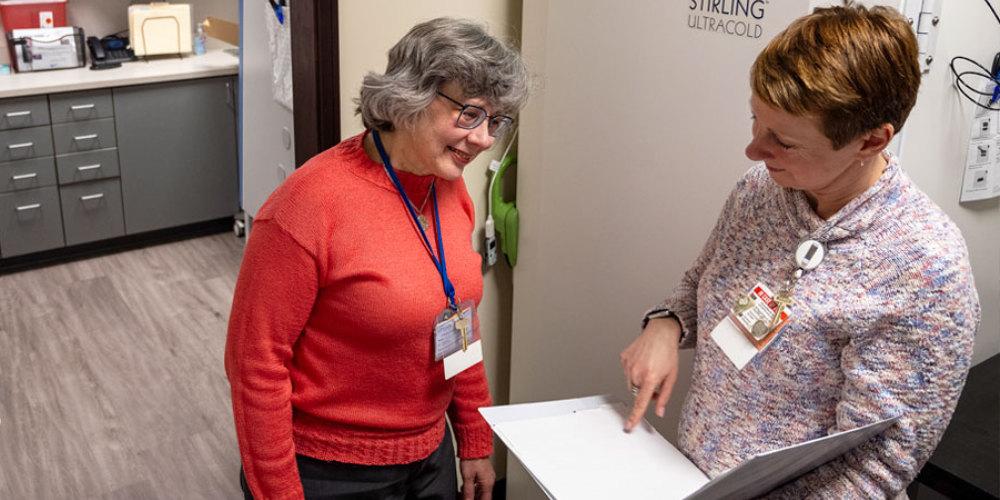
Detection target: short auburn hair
<box><xmin>751</xmin><ymin>4</ymin><xmax>920</xmax><ymax>149</ymax></box>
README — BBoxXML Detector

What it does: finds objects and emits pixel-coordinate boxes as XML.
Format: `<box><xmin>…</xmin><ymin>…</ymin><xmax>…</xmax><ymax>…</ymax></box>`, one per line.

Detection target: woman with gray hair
<box><xmin>225</xmin><ymin>17</ymin><xmax>528</xmax><ymax>500</ymax></box>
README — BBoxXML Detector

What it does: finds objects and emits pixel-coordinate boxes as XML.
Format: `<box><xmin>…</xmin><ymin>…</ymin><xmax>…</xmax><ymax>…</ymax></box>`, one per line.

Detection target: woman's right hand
<box><xmin>620</xmin><ymin>317</ymin><xmax>682</xmax><ymax>432</ymax></box>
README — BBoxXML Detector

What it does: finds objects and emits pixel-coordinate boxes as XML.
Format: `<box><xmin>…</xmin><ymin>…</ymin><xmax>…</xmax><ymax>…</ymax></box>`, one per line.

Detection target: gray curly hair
<box><xmin>356</xmin><ymin>17</ymin><xmax>529</xmax><ymax>131</ymax></box>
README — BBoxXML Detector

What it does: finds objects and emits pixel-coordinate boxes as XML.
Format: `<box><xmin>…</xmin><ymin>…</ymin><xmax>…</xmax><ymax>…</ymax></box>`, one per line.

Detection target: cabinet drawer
<box><xmin>0</xmin><ymin>95</ymin><xmax>51</xmax><ymax>130</ymax></box>
<box><xmin>52</xmin><ymin>118</ymin><xmax>117</xmax><ymax>154</ymax></box>
<box><xmin>0</xmin><ymin>186</ymin><xmax>65</xmax><ymax>257</ymax></box>
<box><xmin>56</xmin><ymin>148</ymin><xmax>120</xmax><ymax>185</ymax></box>
<box><xmin>0</xmin><ymin>126</ymin><xmax>54</xmax><ymax>162</ymax></box>
<box><xmin>49</xmin><ymin>89</ymin><xmax>114</xmax><ymax>124</ymax></box>
<box><xmin>0</xmin><ymin>157</ymin><xmax>57</xmax><ymax>193</ymax></box>
<box><xmin>60</xmin><ymin>178</ymin><xmax>125</xmax><ymax>246</ymax></box>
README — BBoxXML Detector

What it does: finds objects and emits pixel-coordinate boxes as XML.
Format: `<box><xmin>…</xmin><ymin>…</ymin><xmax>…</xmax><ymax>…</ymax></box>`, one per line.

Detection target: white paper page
<box><xmin>493</xmin><ymin>403</ymin><xmax>709</xmax><ymax>500</ymax></box>
<box><xmin>481</xmin><ymin>394</ymin><xmax>615</xmax><ymax>424</ymax></box>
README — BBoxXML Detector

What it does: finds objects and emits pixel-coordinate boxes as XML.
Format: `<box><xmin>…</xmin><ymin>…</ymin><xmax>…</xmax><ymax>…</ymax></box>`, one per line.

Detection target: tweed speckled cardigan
<box><xmin>651</xmin><ymin>154</ymin><xmax>980</xmax><ymax>498</ymax></box>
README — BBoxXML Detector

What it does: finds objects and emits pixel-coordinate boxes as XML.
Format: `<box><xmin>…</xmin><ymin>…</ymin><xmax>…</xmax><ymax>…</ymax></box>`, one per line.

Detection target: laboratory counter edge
<box><xmin>0</xmin><ymin>49</ymin><xmax>239</xmax><ymax>99</ymax></box>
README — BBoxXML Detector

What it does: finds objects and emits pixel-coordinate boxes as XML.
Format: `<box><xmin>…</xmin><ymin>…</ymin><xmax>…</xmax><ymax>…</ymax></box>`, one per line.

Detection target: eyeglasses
<box><xmin>436</xmin><ymin>91</ymin><xmax>514</xmax><ymax>138</ymax></box>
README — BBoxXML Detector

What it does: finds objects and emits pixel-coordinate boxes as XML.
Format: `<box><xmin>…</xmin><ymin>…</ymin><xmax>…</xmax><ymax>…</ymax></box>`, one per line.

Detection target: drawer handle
<box><xmin>77</xmin><ymin>164</ymin><xmax>102</xmax><ymax>172</ymax></box>
<box><xmin>11</xmin><ymin>172</ymin><xmax>38</xmax><ymax>181</ymax></box>
<box><xmin>7</xmin><ymin>142</ymin><xmax>33</xmax><ymax>150</ymax></box>
<box><xmin>70</xmin><ymin>104</ymin><xmax>96</xmax><ymax>111</ymax></box>
<box><xmin>5</xmin><ymin>110</ymin><xmax>31</xmax><ymax>118</ymax></box>
<box><xmin>16</xmin><ymin>203</ymin><xmax>41</xmax><ymax>212</ymax></box>
<box><xmin>73</xmin><ymin>134</ymin><xmax>98</xmax><ymax>142</ymax></box>
<box><xmin>80</xmin><ymin>193</ymin><xmax>105</xmax><ymax>201</ymax></box>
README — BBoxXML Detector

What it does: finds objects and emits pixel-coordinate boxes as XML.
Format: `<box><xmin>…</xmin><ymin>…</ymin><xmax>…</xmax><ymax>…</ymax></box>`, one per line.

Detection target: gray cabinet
<box><xmin>0</xmin><ymin>76</ymin><xmax>238</xmax><ymax>261</ymax></box>
<box><xmin>114</xmin><ymin>77</ymin><xmax>238</xmax><ymax>234</ymax></box>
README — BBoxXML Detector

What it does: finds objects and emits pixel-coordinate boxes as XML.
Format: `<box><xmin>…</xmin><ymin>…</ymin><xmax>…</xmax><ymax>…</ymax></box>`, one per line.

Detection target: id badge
<box><xmin>434</xmin><ymin>300</ymin><xmax>479</xmax><ymax>360</ymax></box>
<box><xmin>710</xmin><ymin>282</ymin><xmax>791</xmax><ymax>369</ymax></box>
<box><xmin>433</xmin><ymin>299</ymin><xmax>483</xmax><ymax>380</ymax></box>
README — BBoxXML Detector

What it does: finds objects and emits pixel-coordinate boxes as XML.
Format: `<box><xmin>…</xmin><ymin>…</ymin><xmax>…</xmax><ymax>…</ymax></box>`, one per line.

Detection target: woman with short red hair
<box><xmin>622</xmin><ymin>5</ymin><xmax>979</xmax><ymax>498</ymax></box>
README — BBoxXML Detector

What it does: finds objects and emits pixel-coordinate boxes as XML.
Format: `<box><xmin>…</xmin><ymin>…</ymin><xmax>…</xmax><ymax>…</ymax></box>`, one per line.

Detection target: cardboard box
<box><xmin>203</xmin><ymin>17</ymin><xmax>238</xmax><ymax>47</ymax></box>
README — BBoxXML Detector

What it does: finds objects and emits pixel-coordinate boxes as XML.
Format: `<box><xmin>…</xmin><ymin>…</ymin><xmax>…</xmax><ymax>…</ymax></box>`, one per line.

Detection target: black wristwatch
<box><xmin>641</xmin><ymin>307</ymin><xmax>678</xmax><ymax>330</ymax></box>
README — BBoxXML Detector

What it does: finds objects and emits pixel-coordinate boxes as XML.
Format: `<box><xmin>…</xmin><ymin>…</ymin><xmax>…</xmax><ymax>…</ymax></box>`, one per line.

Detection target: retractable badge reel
<box><xmin>758</xmin><ymin>239</ymin><xmax>825</xmax><ymax>339</ymax></box>
<box><xmin>795</xmin><ymin>239</ymin><xmax>825</xmax><ymax>272</ymax></box>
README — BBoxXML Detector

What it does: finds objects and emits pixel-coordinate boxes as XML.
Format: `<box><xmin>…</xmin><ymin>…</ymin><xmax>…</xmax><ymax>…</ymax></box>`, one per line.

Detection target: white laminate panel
<box><xmin>0</xmin><ymin>50</ymin><xmax>238</xmax><ymax>99</ymax></box>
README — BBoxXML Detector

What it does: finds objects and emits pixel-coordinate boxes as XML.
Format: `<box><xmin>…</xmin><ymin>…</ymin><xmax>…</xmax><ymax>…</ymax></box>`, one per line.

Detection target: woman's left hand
<box><xmin>459</xmin><ymin>458</ymin><xmax>495</xmax><ymax>500</ymax></box>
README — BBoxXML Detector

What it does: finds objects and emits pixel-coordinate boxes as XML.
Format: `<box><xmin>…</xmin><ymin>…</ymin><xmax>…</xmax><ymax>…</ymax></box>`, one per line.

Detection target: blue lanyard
<box><xmin>371</xmin><ymin>129</ymin><xmax>458</xmax><ymax>311</ymax></box>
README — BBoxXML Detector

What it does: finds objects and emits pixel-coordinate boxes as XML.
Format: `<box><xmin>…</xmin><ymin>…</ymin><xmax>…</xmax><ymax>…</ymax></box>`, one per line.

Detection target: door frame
<box><xmin>291</xmin><ymin>0</ymin><xmax>340</xmax><ymax>166</ymax></box>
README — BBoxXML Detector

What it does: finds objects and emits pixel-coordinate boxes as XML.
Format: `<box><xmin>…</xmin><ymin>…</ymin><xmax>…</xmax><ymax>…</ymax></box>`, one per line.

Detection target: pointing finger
<box><xmin>624</xmin><ymin>383</ymin><xmax>655</xmax><ymax>432</ymax></box>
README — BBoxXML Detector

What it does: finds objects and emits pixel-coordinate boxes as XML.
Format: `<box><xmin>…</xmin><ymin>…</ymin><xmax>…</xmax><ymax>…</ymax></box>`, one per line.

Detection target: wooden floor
<box><xmin>0</xmin><ymin>233</ymin><xmax>245</xmax><ymax>499</ymax></box>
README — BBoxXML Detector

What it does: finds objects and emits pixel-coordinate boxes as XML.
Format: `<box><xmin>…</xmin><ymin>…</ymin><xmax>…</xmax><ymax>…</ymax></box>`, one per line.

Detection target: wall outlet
<box><xmin>974</xmin><ymin>116</ymin><xmax>994</xmax><ymax>139</ymax></box>
<box><xmin>972</xmin><ymin>169</ymin><xmax>989</xmax><ymax>190</ymax></box>
<box><xmin>969</xmin><ymin>142</ymin><xmax>992</xmax><ymax>166</ymax></box>
<box><xmin>486</xmin><ymin>236</ymin><xmax>498</xmax><ymax>266</ymax></box>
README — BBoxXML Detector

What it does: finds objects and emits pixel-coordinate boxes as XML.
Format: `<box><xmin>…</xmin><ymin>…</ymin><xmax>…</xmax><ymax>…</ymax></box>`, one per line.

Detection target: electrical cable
<box><xmin>950</xmin><ymin>56</ymin><xmax>1000</xmax><ymax>111</ymax></box>
<box><xmin>951</xmin><ymin>55</ymin><xmax>994</xmax><ymax>78</ymax></box>
<box><xmin>947</xmin><ymin>0</ymin><xmax>1000</xmax><ymax>110</ymax></box>
<box><xmin>500</xmin><ymin>128</ymin><xmax>518</xmax><ymax>159</ymax></box>
<box><xmin>955</xmin><ymin>71</ymin><xmax>1000</xmax><ymax>111</ymax></box>
<box><xmin>986</xmin><ymin>0</ymin><xmax>1000</xmax><ymax>25</ymax></box>
<box><xmin>956</xmin><ymin>71</ymin><xmax>994</xmax><ymax>97</ymax></box>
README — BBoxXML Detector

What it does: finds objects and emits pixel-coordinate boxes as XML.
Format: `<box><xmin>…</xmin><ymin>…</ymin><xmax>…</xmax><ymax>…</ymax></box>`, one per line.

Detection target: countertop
<box><xmin>0</xmin><ymin>49</ymin><xmax>239</xmax><ymax>99</ymax></box>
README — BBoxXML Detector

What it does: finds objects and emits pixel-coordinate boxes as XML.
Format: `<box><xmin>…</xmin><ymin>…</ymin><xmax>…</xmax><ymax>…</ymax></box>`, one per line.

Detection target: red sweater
<box><xmin>225</xmin><ymin>132</ymin><xmax>492</xmax><ymax>500</ymax></box>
